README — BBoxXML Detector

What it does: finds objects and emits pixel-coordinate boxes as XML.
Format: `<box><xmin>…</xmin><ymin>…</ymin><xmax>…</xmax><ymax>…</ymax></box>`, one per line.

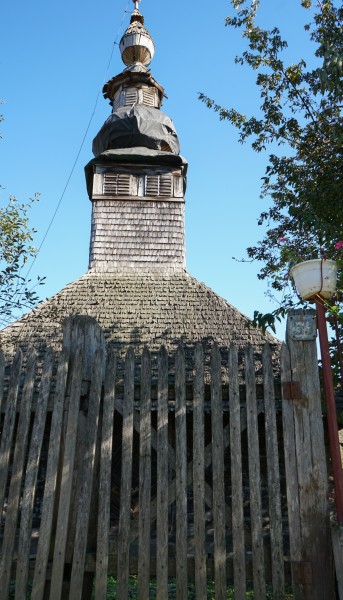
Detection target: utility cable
<box><xmin>13</xmin><ymin>0</ymin><xmax>131</xmax><ymax>312</ymax></box>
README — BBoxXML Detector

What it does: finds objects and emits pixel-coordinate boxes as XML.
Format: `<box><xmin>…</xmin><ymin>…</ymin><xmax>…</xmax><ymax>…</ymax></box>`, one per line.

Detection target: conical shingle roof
<box><xmin>0</xmin><ymin>271</ymin><xmax>279</xmax><ymax>380</ymax></box>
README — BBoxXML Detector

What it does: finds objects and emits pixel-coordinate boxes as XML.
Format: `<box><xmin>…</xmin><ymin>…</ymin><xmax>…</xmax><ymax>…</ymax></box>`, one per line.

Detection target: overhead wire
<box><xmin>11</xmin><ymin>0</ymin><xmax>131</xmax><ymax>322</ymax></box>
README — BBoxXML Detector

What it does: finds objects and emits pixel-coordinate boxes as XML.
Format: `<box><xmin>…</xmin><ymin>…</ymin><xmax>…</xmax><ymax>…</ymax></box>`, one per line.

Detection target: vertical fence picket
<box><xmin>50</xmin><ymin>347</ymin><xmax>83</xmax><ymax>600</ymax></box>
<box><xmin>15</xmin><ymin>348</ymin><xmax>54</xmax><ymax>599</ymax></box>
<box><xmin>0</xmin><ymin>348</ymin><xmax>37</xmax><ymax>600</ymax></box>
<box><xmin>1</xmin><ymin>325</ymin><xmax>333</xmax><ymax>597</ymax></box>
<box><xmin>117</xmin><ymin>347</ymin><xmax>135</xmax><ymax>600</ymax></box>
<box><xmin>31</xmin><ymin>347</ymin><xmax>69</xmax><ymax>600</ymax></box>
<box><xmin>280</xmin><ymin>341</ymin><xmax>302</xmax><ymax>596</ymax></box>
<box><xmin>193</xmin><ymin>343</ymin><xmax>207</xmax><ymax>598</ymax></box>
<box><xmin>282</xmin><ymin>312</ymin><xmax>335</xmax><ymax>599</ymax></box>
<box><xmin>211</xmin><ymin>343</ymin><xmax>227</xmax><ymax>599</ymax></box>
<box><xmin>0</xmin><ymin>348</ymin><xmax>22</xmax><ymax>514</ymax></box>
<box><xmin>156</xmin><ymin>346</ymin><xmax>169</xmax><ymax>600</ymax></box>
<box><xmin>175</xmin><ymin>344</ymin><xmax>188</xmax><ymax>599</ymax></box>
<box><xmin>262</xmin><ymin>344</ymin><xmax>284</xmax><ymax>599</ymax></box>
<box><xmin>245</xmin><ymin>344</ymin><xmax>265</xmax><ymax>599</ymax></box>
<box><xmin>138</xmin><ymin>347</ymin><xmax>152</xmax><ymax>600</ymax></box>
<box><xmin>228</xmin><ymin>344</ymin><xmax>246</xmax><ymax>600</ymax></box>
<box><xmin>0</xmin><ymin>350</ymin><xmax>5</xmax><ymax>418</ymax></box>
<box><xmin>95</xmin><ymin>349</ymin><xmax>117</xmax><ymax>600</ymax></box>
<box><xmin>70</xmin><ymin>346</ymin><xmax>105</xmax><ymax>599</ymax></box>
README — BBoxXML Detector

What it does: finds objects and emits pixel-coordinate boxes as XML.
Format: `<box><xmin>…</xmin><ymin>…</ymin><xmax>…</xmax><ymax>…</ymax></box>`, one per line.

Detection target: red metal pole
<box><xmin>333</xmin><ymin>313</ymin><xmax>343</xmax><ymax>386</ymax></box>
<box><xmin>316</xmin><ymin>296</ymin><xmax>343</xmax><ymax>524</ymax></box>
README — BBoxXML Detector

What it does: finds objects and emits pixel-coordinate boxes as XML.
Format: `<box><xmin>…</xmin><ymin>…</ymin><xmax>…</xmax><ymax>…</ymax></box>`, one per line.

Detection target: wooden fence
<box><xmin>0</xmin><ymin>314</ymin><xmax>336</xmax><ymax>599</ymax></box>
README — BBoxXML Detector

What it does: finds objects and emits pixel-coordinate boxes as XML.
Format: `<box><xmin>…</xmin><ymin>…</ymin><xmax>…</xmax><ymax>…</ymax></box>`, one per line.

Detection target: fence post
<box><xmin>51</xmin><ymin>316</ymin><xmax>106</xmax><ymax>600</ymax></box>
<box><xmin>281</xmin><ymin>310</ymin><xmax>335</xmax><ymax>599</ymax></box>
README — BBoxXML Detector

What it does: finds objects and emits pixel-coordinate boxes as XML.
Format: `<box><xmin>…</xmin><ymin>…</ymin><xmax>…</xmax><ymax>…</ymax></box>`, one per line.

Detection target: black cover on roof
<box><xmin>92</xmin><ymin>105</ymin><xmax>180</xmax><ymax>157</ymax></box>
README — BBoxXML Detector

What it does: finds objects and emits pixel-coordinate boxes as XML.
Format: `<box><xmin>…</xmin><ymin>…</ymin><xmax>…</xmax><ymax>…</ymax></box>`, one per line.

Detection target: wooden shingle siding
<box><xmin>89</xmin><ymin>200</ymin><xmax>185</xmax><ymax>272</ymax></box>
<box><xmin>112</xmin><ymin>93</ymin><xmax>122</xmax><ymax>112</ymax></box>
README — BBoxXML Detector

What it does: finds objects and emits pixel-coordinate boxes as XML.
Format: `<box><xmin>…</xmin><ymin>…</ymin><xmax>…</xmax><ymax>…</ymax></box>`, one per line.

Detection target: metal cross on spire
<box><xmin>132</xmin><ymin>0</ymin><xmax>141</xmax><ymax>10</ymax></box>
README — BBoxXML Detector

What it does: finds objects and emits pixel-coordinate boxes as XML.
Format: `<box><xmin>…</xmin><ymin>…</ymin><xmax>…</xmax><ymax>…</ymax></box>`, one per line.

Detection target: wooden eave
<box><xmin>103</xmin><ymin>71</ymin><xmax>166</xmax><ymax>101</ymax></box>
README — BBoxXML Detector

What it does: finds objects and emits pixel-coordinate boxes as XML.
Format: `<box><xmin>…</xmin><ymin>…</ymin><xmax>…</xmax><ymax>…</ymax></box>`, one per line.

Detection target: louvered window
<box><xmin>103</xmin><ymin>173</ymin><xmax>131</xmax><ymax>196</ymax></box>
<box><xmin>145</xmin><ymin>174</ymin><xmax>172</xmax><ymax>197</ymax></box>
<box><xmin>125</xmin><ymin>88</ymin><xmax>138</xmax><ymax>106</ymax></box>
<box><xmin>142</xmin><ymin>88</ymin><xmax>156</xmax><ymax>107</ymax></box>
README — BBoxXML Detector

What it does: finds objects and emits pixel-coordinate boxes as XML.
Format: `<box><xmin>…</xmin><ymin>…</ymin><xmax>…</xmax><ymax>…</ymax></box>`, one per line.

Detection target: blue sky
<box><xmin>1</xmin><ymin>0</ymin><xmax>320</xmax><ymax>339</ymax></box>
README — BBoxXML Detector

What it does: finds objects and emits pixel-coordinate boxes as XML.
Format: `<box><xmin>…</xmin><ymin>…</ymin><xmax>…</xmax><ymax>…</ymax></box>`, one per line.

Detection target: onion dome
<box><xmin>92</xmin><ymin>105</ymin><xmax>180</xmax><ymax>156</ymax></box>
<box><xmin>120</xmin><ymin>0</ymin><xmax>155</xmax><ymax>67</ymax></box>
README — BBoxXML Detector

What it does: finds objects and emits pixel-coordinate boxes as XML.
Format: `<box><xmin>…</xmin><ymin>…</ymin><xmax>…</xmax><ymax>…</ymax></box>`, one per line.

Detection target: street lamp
<box><xmin>290</xmin><ymin>258</ymin><xmax>343</xmax><ymax>524</ymax></box>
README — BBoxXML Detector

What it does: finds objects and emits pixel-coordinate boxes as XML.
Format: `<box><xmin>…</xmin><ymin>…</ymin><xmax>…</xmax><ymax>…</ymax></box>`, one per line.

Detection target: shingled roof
<box><xmin>0</xmin><ymin>271</ymin><xmax>279</xmax><ymax>381</ymax></box>
<box><xmin>0</xmin><ymin>6</ymin><xmax>281</xmax><ymax>381</ymax></box>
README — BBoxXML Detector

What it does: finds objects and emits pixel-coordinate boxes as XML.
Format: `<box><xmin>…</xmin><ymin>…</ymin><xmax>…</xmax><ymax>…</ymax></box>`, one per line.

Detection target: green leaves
<box><xmin>201</xmin><ymin>1</ymin><xmax>343</xmax><ymax>383</ymax></box>
<box><xmin>0</xmin><ymin>194</ymin><xmax>44</xmax><ymax>326</ymax></box>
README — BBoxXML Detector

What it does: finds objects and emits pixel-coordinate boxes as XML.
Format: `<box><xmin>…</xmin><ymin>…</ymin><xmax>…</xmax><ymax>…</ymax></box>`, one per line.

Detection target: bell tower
<box><xmin>85</xmin><ymin>0</ymin><xmax>187</xmax><ymax>273</ymax></box>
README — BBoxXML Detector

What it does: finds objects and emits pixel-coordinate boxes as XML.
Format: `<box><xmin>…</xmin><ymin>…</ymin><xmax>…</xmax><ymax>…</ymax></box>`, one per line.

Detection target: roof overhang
<box><xmin>84</xmin><ymin>148</ymin><xmax>188</xmax><ymax>199</ymax></box>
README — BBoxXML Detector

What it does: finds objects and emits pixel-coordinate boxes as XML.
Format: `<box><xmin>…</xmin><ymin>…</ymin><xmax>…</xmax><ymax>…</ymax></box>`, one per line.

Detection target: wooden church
<box><xmin>0</xmin><ymin>0</ymin><xmax>276</xmax><ymax>362</ymax></box>
<box><xmin>0</xmin><ymin>2</ymin><xmax>335</xmax><ymax>599</ymax></box>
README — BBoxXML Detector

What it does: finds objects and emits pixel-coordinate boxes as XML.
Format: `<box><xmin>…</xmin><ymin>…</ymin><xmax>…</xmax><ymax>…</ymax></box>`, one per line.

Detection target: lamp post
<box><xmin>290</xmin><ymin>259</ymin><xmax>343</xmax><ymax>524</ymax></box>
<box><xmin>315</xmin><ymin>296</ymin><xmax>343</xmax><ymax>523</ymax></box>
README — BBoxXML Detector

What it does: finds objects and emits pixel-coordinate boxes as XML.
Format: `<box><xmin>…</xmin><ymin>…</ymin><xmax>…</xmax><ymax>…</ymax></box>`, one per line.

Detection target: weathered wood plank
<box><xmin>69</xmin><ymin>346</ymin><xmax>105</xmax><ymax>599</ymax></box>
<box><xmin>245</xmin><ymin>344</ymin><xmax>265</xmax><ymax>599</ymax></box>
<box><xmin>0</xmin><ymin>349</ymin><xmax>5</xmax><ymax>417</ymax></box>
<box><xmin>262</xmin><ymin>343</ymin><xmax>284</xmax><ymax>599</ymax></box>
<box><xmin>0</xmin><ymin>348</ymin><xmax>37</xmax><ymax>600</ymax></box>
<box><xmin>285</xmin><ymin>312</ymin><xmax>334</xmax><ymax>600</ymax></box>
<box><xmin>228</xmin><ymin>344</ymin><xmax>246</xmax><ymax>600</ymax></box>
<box><xmin>0</xmin><ymin>348</ymin><xmax>22</xmax><ymax>514</ymax></box>
<box><xmin>117</xmin><ymin>347</ymin><xmax>135</xmax><ymax>600</ymax></box>
<box><xmin>95</xmin><ymin>349</ymin><xmax>117</xmax><ymax>600</ymax></box>
<box><xmin>193</xmin><ymin>343</ymin><xmax>207</xmax><ymax>599</ymax></box>
<box><xmin>49</xmin><ymin>347</ymin><xmax>83</xmax><ymax>600</ymax></box>
<box><xmin>31</xmin><ymin>347</ymin><xmax>69</xmax><ymax>600</ymax></box>
<box><xmin>129</xmin><ymin>351</ymin><xmax>266</xmax><ymax>549</ymax></box>
<box><xmin>175</xmin><ymin>344</ymin><xmax>188</xmax><ymax>599</ymax></box>
<box><xmin>138</xmin><ymin>347</ymin><xmax>152</xmax><ymax>600</ymax></box>
<box><xmin>63</xmin><ymin>318</ymin><xmax>105</xmax><ymax>588</ymax></box>
<box><xmin>156</xmin><ymin>345</ymin><xmax>169</xmax><ymax>600</ymax></box>
<box><xmin>331</xmin><ymin>526</ymin><xmax>343</xmax><ymax>600</ymax></box>
<box><xmin>15</xmin><ymin>349</ymin><xmax>54</xmax><ymax>599</ymax></box>
<box><xmin>280</xmin><ymin>342</ymin><xmax>303</xmax><ymax>599</ymax></box>
<box><xmin>211</xmin><ymin>343</ymin><xmax>226</xmax><ymax>600</ymax></box>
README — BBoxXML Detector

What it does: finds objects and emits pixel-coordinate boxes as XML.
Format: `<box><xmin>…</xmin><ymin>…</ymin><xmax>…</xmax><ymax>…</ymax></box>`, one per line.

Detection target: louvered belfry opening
<box><xmin>87</xmin><ymin>152</ymin><xmax>187</xmax><ymax>273</ymax></box>
<box><xmin>101</xmin><ymin>171</ymin><xmax>175</xmax><ymax>198</ymax></box>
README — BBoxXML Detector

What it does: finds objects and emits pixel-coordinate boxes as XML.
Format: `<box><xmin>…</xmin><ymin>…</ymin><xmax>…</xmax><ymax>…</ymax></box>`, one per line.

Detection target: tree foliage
<box><xmin>0</xmin><ymin>194</ymin><xmax>44</xmax><ymax>326</ymax></box>
<box><xmin>199</xmin><ymin>0</ymin><xmax>343</xmax><ymax>380</ymax></box>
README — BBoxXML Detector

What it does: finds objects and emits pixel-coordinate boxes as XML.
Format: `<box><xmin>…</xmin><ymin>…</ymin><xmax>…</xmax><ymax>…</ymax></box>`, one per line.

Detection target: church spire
<box><xmin>119</xmin><ymin>0</ymin><xmax>155</xmax><ymax>68</ymax></box>
<box><xmin>86</xmin><ymin>1</ymin><xmax>187</xmax><ymax>274</ymax></box>
<box><xmin>92</xmin><ymin>0</ymin><xmax>180</xmax><ymax>157</ymax></box>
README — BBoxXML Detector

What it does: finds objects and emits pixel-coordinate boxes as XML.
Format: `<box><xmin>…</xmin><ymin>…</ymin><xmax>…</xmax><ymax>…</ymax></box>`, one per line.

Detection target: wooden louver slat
<box><xmin>125</xmin><ymin>88</ymin><xmax>138</xmax><ymax>106</ymax></box>
<box><xmin>103</xmin><ymin>174</ymin><xmax>131</xmax><ymax>196</ymax></box>
<box><xmin>142</xmin><ymin>88</ymin><xmax>156</xmax><ymax>107</ymax></box>
<box><xmin>145</xmin><ymin>174</ymin><xmax>172</xmax><ymax>197</ymax></box>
